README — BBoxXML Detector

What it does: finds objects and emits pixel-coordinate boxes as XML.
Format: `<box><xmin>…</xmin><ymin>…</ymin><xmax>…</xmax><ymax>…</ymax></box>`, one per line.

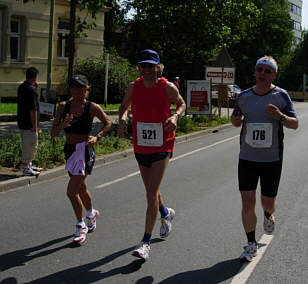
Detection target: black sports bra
<box><xmin>62</xmin><ymin>100</ymin><xmax>93</xmax><ymax>134</ymax></box>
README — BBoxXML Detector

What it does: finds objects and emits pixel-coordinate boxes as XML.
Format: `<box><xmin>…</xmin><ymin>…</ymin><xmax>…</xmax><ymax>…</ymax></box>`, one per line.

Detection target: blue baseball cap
<box><xmin>137</xmin><ymin>49</ymin><xmax>160</xmax><ymax>64</ymax></box>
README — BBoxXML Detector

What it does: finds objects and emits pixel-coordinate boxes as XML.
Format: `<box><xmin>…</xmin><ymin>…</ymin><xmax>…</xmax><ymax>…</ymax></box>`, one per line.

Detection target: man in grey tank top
<box><xmin>231</xmin><ymin>56</ymin><xmax>298</xmax><ymax>262</ymax></box>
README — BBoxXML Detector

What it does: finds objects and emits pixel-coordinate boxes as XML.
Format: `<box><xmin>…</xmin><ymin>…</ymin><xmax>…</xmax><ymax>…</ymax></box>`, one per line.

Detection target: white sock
<box><xmin>86</xmin><ymin>209</ymin><xmax>95</xmax><ymax>218</ymax></box>
<box><xmin>76</xmin><ymin>219</ymin><xmax>85</xmax><ymax>226</ymax></box>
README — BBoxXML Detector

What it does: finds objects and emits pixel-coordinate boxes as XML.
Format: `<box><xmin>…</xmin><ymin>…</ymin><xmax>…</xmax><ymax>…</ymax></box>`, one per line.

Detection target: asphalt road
<box><xmin>1</xmin><ymin>102</ymin><xmax>307</xmax><ymax>284</ymax></box>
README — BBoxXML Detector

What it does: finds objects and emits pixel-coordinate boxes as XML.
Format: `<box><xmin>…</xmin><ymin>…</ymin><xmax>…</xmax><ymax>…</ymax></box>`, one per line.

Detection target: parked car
<box><xmin>211</xmin><ymin>84</ymin><xmax>241</xmax><ymax>100</ymax></box>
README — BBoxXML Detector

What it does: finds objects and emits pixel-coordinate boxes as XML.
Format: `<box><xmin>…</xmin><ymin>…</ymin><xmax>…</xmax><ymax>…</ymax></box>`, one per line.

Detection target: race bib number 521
<box><xmin>245</xmin><ymin>123</ymin><xmax>273</xmax><ymax>148</ymax></box>
<box><xmin>137</xmin><ymin>122</ymin><xmax>163</xmax><ymax>147</ymax></box>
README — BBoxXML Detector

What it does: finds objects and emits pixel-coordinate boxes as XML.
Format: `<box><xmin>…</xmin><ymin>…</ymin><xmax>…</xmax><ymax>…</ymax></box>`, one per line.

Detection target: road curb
<box><xmin>0</xmin><ymin>123</ymin><xmax>233</xmax><ymax>192</ymax></box>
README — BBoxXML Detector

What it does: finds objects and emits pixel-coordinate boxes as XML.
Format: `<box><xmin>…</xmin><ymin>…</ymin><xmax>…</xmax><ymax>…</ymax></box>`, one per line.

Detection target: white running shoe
<box><xmin>239</xmin><ymin>242</ymin><xmax>258</xmax><ymax>262</ymax></box>
<box><xmin>132</xmin><ymin>242</ymin><xmax>150</xmax><ymax>260</ymax></box>
<box><xmin>86</xmin><ymin>209</ymin><xmax>100</xmax><ymax>233</ymax></box>
<box><xmin>160</xmin><ymin>207</ymin><xmax>175</xmax><ymax>238</ymax></box>
<box><xmin>264</xmin><ymin>215</ymin><xmax>275</xmax><ymax>234</ymax></box>
<box><xmin>22</xmin><ymin>167</ymin><xmax>40</xmax><ymax>176</ymax></box>
<box><xmin>30</xmin><ymin>162</ymin><xmax>43</xmax><ymax>172</ymax></box>
<box><xmin>73</xmin><ymin>223</ymin><xmax>88</xmax><ymax>244</ymax></box>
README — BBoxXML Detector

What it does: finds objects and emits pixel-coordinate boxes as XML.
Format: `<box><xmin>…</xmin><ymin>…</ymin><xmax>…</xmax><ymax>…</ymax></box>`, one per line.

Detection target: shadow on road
<box><xmin>22</xmin><ymin>239</ymin><xmax>163</xmax><ymax>283</ymax></box>
<box><xmin>0</xmin><ymin>235</ymin><xmax>73</xmax><ymax>272</ymax></box>
<box><xmin>0</xmin><ymin>173</ymin><xmax>21</xmax><ymax>182</ymax></box>
<box><xmin>0</xmin><ymin>277</ymin><xmax>18</xmax><ymax>284</ymax></box>
<box><xmin>158</xmin><ymin>258</ymin><xmax>242</xmax><ymax>284</ymax></box>
<box><xmin>1</xmin><ymin>237</ymin><xmax>243</xmax><ymax>284</ymax></box>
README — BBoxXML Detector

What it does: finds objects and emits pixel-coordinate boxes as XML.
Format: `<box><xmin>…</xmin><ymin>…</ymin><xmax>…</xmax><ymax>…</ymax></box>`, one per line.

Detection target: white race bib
<box><xmin>137</xmin><ymin>122</ymin><xmax>163</xmax><ymax>147</ymax></box>
<box><xmin>245</xmin><ymin>123</ymin><xmax>273</xmax><ymax>148</ymax></box>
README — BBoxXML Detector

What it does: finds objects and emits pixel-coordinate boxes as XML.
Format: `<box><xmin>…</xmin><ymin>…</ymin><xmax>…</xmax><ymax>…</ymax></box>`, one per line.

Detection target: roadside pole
<box><xmin>47</xmin><ymin>0</ymin><xmax>55</xmax><ymax>92</ymax></box>
<box><xmin>104</xmin><ymin>53</ymin><xmax>109</xmax><ymax>107</ymax></box>
<box><xmin>303</xmin><ymin>73</ymin><xmax>307</xmax><ymax>98</ymax></box>
<box><xmin>219</xmin><ymin>67</ymin><xmax>224</xmax><ymax>117</ymax></box>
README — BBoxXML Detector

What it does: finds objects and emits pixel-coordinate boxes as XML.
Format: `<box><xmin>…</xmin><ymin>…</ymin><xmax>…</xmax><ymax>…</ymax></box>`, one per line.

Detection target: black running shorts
<box><xmin>135</xmin><ymin>152</ymin><xmax>172</xmax><ymax>168</ymax></box>
<box><xmin>238</xmin><ymin>158</ymin><xmax>282</xmax><ymax>198</ymax></box>
<box><xmin>64</xmin><ymin>143</ymin><xmax>95</xmax><ymax>176</ymax></box>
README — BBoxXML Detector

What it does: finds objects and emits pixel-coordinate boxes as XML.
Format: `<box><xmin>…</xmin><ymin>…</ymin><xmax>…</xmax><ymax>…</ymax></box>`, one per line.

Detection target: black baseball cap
<box><xmin>68</xmin><ymin>74</ymin><xmax>89</xmax><ymax>87</ymax></box>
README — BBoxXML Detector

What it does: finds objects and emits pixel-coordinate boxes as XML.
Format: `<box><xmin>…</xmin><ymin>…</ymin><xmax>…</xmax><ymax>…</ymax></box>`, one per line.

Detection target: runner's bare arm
<box><xmin>164</xmin><ymin>82</ymin><xmax>186</xmax><ymax>132</ymax></box>
<box><xmin>88</xmin><ymin>103</ymin><xmax>112</xmax><ymax>146</ymax></box>
<box><xmin>50</xmin><ymin>102</ymin><xmax>73</xmax><ymax>137</ymax></box>
<box><xmin>266</xmin><ymin>104</ymin><xmax>298</xmax><ymax>130</ymax></box>
<box><xmin>166</xmin><ymin>82</ymin><xmax>186</xmax><ymax>116</ymax></box>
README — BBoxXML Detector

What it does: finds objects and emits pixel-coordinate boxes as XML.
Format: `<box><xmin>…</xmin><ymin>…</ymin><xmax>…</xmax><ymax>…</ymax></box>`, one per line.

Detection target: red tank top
<box><xmin>131</xmin><ymin>77</ymin><xmax>175</xmax><ymax>154</ymax></box>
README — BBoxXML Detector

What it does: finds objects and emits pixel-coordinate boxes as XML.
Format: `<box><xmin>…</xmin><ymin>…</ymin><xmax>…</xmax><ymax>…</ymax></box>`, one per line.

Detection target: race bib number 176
<box><xmin>245</xmin><ymin>123</ymin><xmax>273</xmax><ymax>148</ymax></box>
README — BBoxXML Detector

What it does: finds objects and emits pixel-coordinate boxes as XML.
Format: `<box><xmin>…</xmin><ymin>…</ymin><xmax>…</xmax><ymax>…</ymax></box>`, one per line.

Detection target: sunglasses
<box><xmin>140</xmin><ymin>63</ymin><xmax>155</xmax><ymax>69</ymax></box>
<box><xmin>255</xmin><ymin>67</ymin><xmax>273</xmax><ymax>74</ymax></box>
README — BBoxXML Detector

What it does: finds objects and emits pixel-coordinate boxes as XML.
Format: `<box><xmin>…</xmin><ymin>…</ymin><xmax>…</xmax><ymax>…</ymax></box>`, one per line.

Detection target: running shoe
<box><xmin>239</xmin><ymin>242</ymin><xmax>258</xmax><ymax>262</ymax></box>
<box><xmin>30</xmin><ymin>162</ymin><xmax>43</xmax><ymax>172</ymax></box>
<box><xmin>160</xmin><ymin>207</ymin><xmax>175</xmax><ymax>238</ymax></box>
<box><xmin>264</xmin><ymin>214</ymin><xmax>275</xmax><ymax>234</ymax></box>
<box><xmin>22</xmin><ymin>167</ymin><xmax>40</xmax><ymax>176</ymax></box>
<box><xmin>73</xmin><ymin>223</ymin><xmax>88</xmax><ymax>244</ymax></box>
<box><xmin>132</xmin><ymin>242</ymin><xmax>150</xmax><ymax>260</ymax></box>
<box><xmin>86</xmin><ymin>209</ymin><xmax>100</xmax><ymax>233</ymax></box>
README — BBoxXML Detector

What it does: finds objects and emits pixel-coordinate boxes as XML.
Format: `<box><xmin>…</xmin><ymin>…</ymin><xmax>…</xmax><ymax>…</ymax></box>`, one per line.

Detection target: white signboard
<box><xmin>186</xmin><ymin>80</ymin><xmax>211</xmax><ymax>115</ymax></box>
<box><xmin>206</xmin><ymin>67</ymin><xmax>235</xmax><ymax>84</ymax></box>
<box><xmin>39</xmin><ymin>102</ymin><xmax>55</xmax><ymax>116</ymax></box>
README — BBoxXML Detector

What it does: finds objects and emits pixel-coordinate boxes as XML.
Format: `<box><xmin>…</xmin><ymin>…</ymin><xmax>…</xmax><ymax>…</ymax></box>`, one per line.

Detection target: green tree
<box><xmin>228</xmin><ymin>0</ymin><xmax>293</xmax><ymax>88</ymax></box>
<box><xmin>122</xmin><ymin>0</ymin><xmax>260</xmax><ymax>81</ymax></box>
<box><xmin>103</xmin><ymin>0</ymin><xmax>128</xmax><ymax>50</ymax></box>
<box><xmin>75</xmin><ymin>49</ymin><xmax>139</xmax><ymax>103</ymax></box>
<box><xmin>278</xmin><ymin>31</ymin><xmax>308</xmax><ymax>91</ymax></box>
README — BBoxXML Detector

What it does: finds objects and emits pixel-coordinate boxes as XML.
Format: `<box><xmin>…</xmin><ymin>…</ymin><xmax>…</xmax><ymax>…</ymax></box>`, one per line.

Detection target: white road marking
<box><xmin>230</xmin><ymin>234</ymin><xmax>274</xmax><ymax>284</ymax></box>
<box><xmin>171</xmin><ymin>135</ymin><xmax>239</xmax><ymax>162</ymax></box>
<box><xmin>96</xmin><ymin>171</ymin><xmax>140</xmax><ymax>189</ymax></box>
<box><xmin>95</xmin><ymin>135</ymin><xmax>239</xmax><ymax>189</ymax></box>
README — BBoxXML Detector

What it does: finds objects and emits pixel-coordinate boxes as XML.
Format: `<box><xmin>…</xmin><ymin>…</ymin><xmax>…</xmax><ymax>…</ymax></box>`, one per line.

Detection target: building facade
<box><xmin>0</xmin><ymin>0</ymin><xmax>108</xmax><ymax>100</ymax></box>
<box><xmin>288</xmin><ymin>0</ymin><xmax>303</xmax><ymax>45</ymax></box>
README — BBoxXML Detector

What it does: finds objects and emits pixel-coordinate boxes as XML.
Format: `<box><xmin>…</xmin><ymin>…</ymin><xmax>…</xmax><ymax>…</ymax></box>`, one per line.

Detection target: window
<box><xmin>57</xmin><ymin>20</ymin><xmax>70</xmax><ymax>58</ymax></box>
<box><xmin>290</xmin><ymin>3</ymin><xmax>301</xmax><ymax>16</ymax></box>
<box><xmin>293</xmin><ymin>20</ymin><xmax>301</xmax><ymax>31</ymax></box>
<box><xmin>10</xmin><ymin>18</ymin><xmax>21</xmax><ymax>61</ymax></box>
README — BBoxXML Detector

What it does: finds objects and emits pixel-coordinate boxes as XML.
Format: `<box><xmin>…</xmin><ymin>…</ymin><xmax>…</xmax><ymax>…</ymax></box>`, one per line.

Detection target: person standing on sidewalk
<box><xmin>231</xmin><ymin>56</ymin><xmax>298</xmax><ymax>262</ymax></box>
<box><xmin>51</xmin><ymin>74</ymin><xmax>112</xmax><ymax>244</ymax></box>
<box><xmin>118</xmin><ymin>49</ymin><xmax>186</xmax><ymax>260</ymax></box>
<box><xmin>17</xmin><ymin>66</ymin><xmax>42</xmax><ymax>176</ymax></box>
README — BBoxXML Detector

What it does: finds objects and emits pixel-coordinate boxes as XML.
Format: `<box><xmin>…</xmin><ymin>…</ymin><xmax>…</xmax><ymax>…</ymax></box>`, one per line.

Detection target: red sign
<box><xmin>190</xmin><ymin>90</ymin><xmax>208</xmax><ymax>111</ymax></box>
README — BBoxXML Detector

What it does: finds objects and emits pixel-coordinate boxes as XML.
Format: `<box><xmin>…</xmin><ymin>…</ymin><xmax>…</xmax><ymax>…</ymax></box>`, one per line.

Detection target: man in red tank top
<box><xmin>118</xmin><ymin>49</ymin><xmax>186</xmax><ymax>260</ymax></box>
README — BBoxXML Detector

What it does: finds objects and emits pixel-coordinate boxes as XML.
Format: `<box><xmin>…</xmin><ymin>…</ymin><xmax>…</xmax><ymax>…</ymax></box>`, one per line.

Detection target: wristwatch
<box><xmin>96</xmin><ymin>134</ymin><xmax>103</xmax><ymax>141</ymax></box>
<box><xmin>279</xmin><ymin>115</ymin><xmax>286</xmax><ymax>122</ymax></box>
<box><xmin>174</xmin><ymin>112</ymin><xmax>180</xmax><ymax>117</ymax></box>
